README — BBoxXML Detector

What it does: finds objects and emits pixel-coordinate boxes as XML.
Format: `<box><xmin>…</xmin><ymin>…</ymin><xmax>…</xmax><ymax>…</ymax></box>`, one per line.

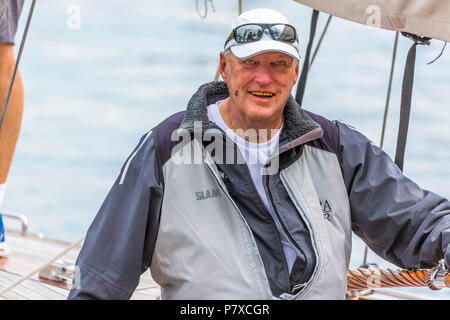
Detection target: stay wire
<box><xmin>309</xmin><ymin>15</ymin><xmax>332</xmax><ymax>69</ymax></box>
<box><xmin>363</xmin><ymin>31</ymin><xmax>399</xmax><ymax>266</ymax></box>
<box><xmin>427</xmin><ymin>41</ymin><xmax>447</xmax><ymax>65</ymax></box>
<box><xmin>214</xmin><ymin>0</ymin><xmax>243</xmax><ymax>81</ymax></box>
<box><xmin>295</xmin><ymin>9</ymin><xmax>319</xmax><ymax>106</ymax></box>
<box><xmin>0</xmin><ymin>0</ymin><xmax>36</xmax><ymax>135</ymax></box>
<box><xmin>380</xmin><ymin>32</ymin><xmax>399</xmax><ymax>149</ymax></box>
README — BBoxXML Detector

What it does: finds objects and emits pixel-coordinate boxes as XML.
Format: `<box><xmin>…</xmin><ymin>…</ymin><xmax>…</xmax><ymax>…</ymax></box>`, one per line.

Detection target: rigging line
<box><xmin>371</xmin><ymin>288</ymin><xmax>433</xmax><ymax>300</ymax></box>
<box><xmin>0</xmin><ymin>0</ymin><xmax>36</xmax><ymax>136</ymax></box>
<box><xmin>361</xmin><ymin>249</ymin><xmax>369</xmax><ymax>271</ymax></box>
<box><xmin>427</xmin><ymin>41</ymin><xmax>447</xmax><ymax>65</ymax></box>
<box><xmin>214</xmin><ymin>0</ymin><xmax>243</xmax><ymax>81</ymax></box>
<box><xmin>363</xmin><ymin>32</ymin><xmax>399</xmax><ymax>266</ymax></box>
<box><xmin>295</xmin><ymin>9</ymin><xmax>319</xmax><ymax>106</ymax></box>
<box><xmin>379</xmin><ymin>31</ymin><xmax>399</xmax><ymax>149</ymax></box>
<box><xmin>0</xmin><ymin>0</ymin><xmax>10</xmax><ymax>25</ymax></box>
<box><xmin>309</xmin><ymin>15</ymin><xmax>332</xmax><ymax>69</ymax></box>
<box><xmin>135</xmin><ymin>285</ymin><xmax>160</xmax><ymax>291</ymax></box>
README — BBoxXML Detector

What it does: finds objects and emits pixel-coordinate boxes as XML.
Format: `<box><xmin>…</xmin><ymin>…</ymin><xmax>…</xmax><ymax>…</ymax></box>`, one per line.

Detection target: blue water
<box><xmin>2</xmin><ymin>0</ymin><xmax>450</xmax><ymax>298</ymax></box>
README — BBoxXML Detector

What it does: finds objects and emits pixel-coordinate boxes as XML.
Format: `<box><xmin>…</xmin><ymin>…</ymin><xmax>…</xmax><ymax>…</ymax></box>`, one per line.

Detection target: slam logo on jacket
<box><xmin>196</xmin><ymin>188</ymin><xmax>221</xmax><ymax>201</ymax></box>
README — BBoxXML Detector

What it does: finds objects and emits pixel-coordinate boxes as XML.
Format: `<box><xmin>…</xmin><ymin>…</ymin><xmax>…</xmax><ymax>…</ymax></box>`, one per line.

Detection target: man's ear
<box><xmin>293</xmin><ymin>59</ymin><xmax>300</xmax><ymax>85</ymax></box>
<box><xmin>219</xmin><ymin>51</ymin><xmax>227</xmax><ymax>82</ymax></box>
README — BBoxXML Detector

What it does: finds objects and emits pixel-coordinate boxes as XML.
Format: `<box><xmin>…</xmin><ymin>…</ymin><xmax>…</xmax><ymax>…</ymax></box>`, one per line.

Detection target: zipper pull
<box><xmin>291</xmin><ymin>282</ymin><xmax>307</xmax><ymax>294</ymax></box>
<box><xmin>218</xmin><ymin>168</ymin><xmax>230</xmax><ymax>184</ymax></box>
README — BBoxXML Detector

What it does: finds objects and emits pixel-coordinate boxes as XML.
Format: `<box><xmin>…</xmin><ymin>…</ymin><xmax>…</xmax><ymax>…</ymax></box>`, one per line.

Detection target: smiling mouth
<box><xmin>249</xmin><ymin>91</ymin><xmax>275</xmax><ymax>98</ymax></box>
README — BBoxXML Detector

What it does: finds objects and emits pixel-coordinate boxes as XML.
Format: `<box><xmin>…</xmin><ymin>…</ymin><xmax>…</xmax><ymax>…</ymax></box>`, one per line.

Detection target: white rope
<box><xmin>371</xmin><ymin>288</ymin><xmax>434</xmax><ymax>300</ymax></box>
<box><xmin>135</xmin><ymin>284</ymin><xmax>160</xmax><ymax>291</ymax></box>
<box><xmin>0</xmin><ymin>236</ymin><xmax>85</xmax><ymax>297</ymax></box>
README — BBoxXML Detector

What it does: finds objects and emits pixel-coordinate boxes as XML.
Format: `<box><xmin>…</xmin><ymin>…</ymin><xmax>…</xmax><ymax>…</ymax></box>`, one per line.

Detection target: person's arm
<box><xmin>336</xmin><ymin>121</ymin><xmax>450</xmax><ymax>268</ymax></box>
<box><xmin>68</xmin><ymin>131</ymin><xmax>164</xmax><ymax>299</ymax></box>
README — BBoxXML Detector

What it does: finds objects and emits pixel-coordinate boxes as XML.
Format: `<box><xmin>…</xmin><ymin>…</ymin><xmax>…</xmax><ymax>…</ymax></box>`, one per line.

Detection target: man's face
<box><xmin>220</xmin><ymin>50</ymin><xmax>299</xmax><ymax>124</ymax></box>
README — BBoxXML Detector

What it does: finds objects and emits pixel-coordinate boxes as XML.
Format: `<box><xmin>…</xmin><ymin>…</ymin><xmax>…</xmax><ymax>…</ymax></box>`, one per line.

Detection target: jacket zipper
<box><xmin>262</xmin><ymin>170</ymin><xmax>308</xmax><ymax>294</ymax></box>
<box><xmin>279</xmin><ymin>171</ymin><xmax>322</xmax><ymax>299</ymax></box>
<box><xmin>203</xmin><ymin>127</ymin><xmax>314</xmax><ymax>298</ymax></box>
<box><xmin>209</xmin><ymin>129</ymin><xmax>298</xmax><ymax>296</ymax></box>
<box><xmin>203</xmin><ymin>157</ymin><xmax>273</xmax><ymax>299</ymax></box>
<box><xmin>223</xmin><ymin>171</ymin><xmax>285</xmax><ymax>258</ymax></box>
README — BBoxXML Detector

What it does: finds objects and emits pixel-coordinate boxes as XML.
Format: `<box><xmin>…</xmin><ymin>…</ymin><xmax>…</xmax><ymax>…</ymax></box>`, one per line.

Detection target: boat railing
<box><xmin>1</xmin><ymin>210</ymin><xmax>29</xmax><ymax>233</ymax></box>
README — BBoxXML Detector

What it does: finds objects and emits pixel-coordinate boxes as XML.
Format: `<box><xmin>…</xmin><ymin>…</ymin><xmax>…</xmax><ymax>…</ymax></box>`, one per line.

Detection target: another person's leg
<box><xmin>0</xmin><ymin>43</ymin><xmax>24</xmax><ymax>191</ymax></box>
<box><xmin>0</xmin><ymin>0</ymin><xmax>25</xmax><ymax>256</ymax></box>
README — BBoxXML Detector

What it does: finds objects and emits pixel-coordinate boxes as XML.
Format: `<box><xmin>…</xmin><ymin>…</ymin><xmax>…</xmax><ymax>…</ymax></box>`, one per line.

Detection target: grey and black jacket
<box><xmin>68</xmin><ymin>81</ymin><xmax>450</xmax><ymax>300</ymax></box>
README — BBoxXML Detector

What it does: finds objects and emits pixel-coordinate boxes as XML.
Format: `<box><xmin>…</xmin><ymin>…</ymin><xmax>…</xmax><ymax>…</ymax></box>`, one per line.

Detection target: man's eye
<box><xmin>244</xmin><ymin>59</ymin><xmax>256</xmax><ymax>65</ymax></box>
<box><xmin>273</xmin><ymin>61</ymin><xmax>286</xmax><ymax>66</ymax></box>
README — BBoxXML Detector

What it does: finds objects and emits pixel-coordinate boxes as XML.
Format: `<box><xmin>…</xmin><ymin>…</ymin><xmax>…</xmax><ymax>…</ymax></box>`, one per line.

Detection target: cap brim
<box><xmin>230</xmin><ymin>39</ymin><xmax>300</xmax><ymax>61</ymax></box>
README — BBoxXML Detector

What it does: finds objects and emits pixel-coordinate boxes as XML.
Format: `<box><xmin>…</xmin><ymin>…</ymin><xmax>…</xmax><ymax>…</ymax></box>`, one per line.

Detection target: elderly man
<box><xmin>68</xmin><ymin>8</ymin><xmax>449</xmax><ymax>300</ymax></box>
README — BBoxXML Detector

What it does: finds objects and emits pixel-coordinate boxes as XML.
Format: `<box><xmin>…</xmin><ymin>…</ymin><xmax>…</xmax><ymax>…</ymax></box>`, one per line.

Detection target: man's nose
<box><xmin>254</xmin><ymin>66</ymin><xmax>272</xmax><ymax>86</ymax></box>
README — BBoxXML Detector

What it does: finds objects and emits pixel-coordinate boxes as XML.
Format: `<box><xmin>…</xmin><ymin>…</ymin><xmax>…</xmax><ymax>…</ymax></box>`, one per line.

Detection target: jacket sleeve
<box><xmin>336</xmin><ymin>121</ymin><xmax>450</xmax><ymax>269</ymax></box>
<box><xmin>67</xmin><ymin>131</ymin><xmax>164</xmax><ymax>299</ymax></box>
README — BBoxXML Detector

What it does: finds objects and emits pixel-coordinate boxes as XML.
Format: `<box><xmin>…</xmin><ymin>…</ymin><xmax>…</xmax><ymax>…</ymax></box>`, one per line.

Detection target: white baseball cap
<box><xmin>223</xmin><ymin>8</ymin><xmax>300</xmax><ymax>61</ymax></box>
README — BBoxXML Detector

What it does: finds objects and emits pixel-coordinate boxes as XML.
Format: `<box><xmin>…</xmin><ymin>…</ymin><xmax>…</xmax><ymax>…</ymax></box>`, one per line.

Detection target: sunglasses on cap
<box><xmin>224</xmin><ymin>23</ymin><xmax>298</xmax><ymax>48</ymax></box>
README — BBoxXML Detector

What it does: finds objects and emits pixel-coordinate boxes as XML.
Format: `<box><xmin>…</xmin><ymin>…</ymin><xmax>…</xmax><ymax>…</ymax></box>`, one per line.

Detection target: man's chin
<box><xmin>243</xmin><ymin>107</ymin><xmax>282</xmax><ymax>123</ymax></box>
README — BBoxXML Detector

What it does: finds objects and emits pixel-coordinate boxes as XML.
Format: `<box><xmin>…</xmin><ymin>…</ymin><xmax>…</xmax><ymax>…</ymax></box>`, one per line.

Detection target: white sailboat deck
<box><xmin>0</xmin><ymin>230</ymin><xmax>160</xmax><ymax>300</ymax></box>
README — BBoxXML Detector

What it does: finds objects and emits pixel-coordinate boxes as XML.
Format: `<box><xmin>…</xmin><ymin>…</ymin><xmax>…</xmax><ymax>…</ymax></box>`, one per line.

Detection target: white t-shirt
<box><xmin>207</xmin><ymin>102</ymin><xmax>297</xmax><ymax>273</ymax></box>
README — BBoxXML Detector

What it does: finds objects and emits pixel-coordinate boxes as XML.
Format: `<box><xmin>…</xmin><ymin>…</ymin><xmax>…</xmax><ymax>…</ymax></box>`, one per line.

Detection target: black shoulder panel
<box><xmin>304</xmin><ymin>110</ymin><xmax>339</xmax><ymax>155</ymax></box>
<box><xmin>152</xmin><ymin>111</ymin><xmax>186</xmax><ymax>169</ymax></box>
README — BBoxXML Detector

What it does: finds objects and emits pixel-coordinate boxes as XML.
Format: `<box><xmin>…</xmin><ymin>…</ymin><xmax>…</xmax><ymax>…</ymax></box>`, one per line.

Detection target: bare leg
<box><xmin>0</xmin><ymin>1</ymin><xmax>25</xmax><ymax>256</ymax></box>
<box><xmin>0</xmin><ymin>42</ymin><xmax>24</xmax><ymax>184</ymax></box>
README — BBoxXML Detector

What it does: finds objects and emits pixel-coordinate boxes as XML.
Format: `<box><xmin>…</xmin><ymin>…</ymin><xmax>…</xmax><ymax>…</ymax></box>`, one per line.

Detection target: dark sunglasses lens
<box><xmin>235</xmin><ymin>25</ymin><xmax>263</xmax><ymax>43</ymax></box>
<box><xmin>270</xmin><ymin>24</ymin><xmax>296</xmax><ymax>43</ymax></box>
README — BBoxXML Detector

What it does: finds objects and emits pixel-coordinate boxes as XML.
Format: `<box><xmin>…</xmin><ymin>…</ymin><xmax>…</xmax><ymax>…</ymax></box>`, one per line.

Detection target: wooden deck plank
<box><xmin>4</xmin><ymin>233</ymin><xmax>82</xmax><ymax>264</ymax></box>
<box><xmin>1</xmin><ymin>231</ymin><xmax>83</xmax><ymax>280</ymax></box>
<box><xmin>2</xmin><ymin>230</ymin><xmax>161</xmax><ymax>300</ymax></box>
<box><xmin>0</xmin><ymin>268</ymin><xmax>160</xmax><ymax>300</ymax></box>
<box><xmin>0</xmin><ymin>271</ymin><xmax>52</xmax><ymax>300</ymax></box>
<box><xmin>0</xmin><ymin>272</ymin><xmax>31</xmax><ymax>300</ymax></box>
<box><xmin>4</xmin><ymin>230</ymin><xmax>71</xmax><ymax>246</ymax></box>
<box><xmin>0</xmin><ymin>270</ymin><xmax>69</xmax><ymax>300</ymax></box>
<box><xmin>35</xmin><ymin>281</ymin><xmax>70</xmax><ymax>297</ymax></box>
<box><xmin>1</xmin><ymin>290</ymin><xmax>28</xmax><ymax>300</ymax></box>
<box><xmin>14</xmin><ymin>275</ymin><xmax>68</xmax><ymax>299</ymax></box>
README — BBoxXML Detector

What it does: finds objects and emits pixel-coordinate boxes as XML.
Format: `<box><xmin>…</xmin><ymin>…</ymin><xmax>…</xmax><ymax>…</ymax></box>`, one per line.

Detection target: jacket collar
<box><xmin>179</xmin><ymin>81</ymin><xmax>323</xmax><ymax>150</ymax></box>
